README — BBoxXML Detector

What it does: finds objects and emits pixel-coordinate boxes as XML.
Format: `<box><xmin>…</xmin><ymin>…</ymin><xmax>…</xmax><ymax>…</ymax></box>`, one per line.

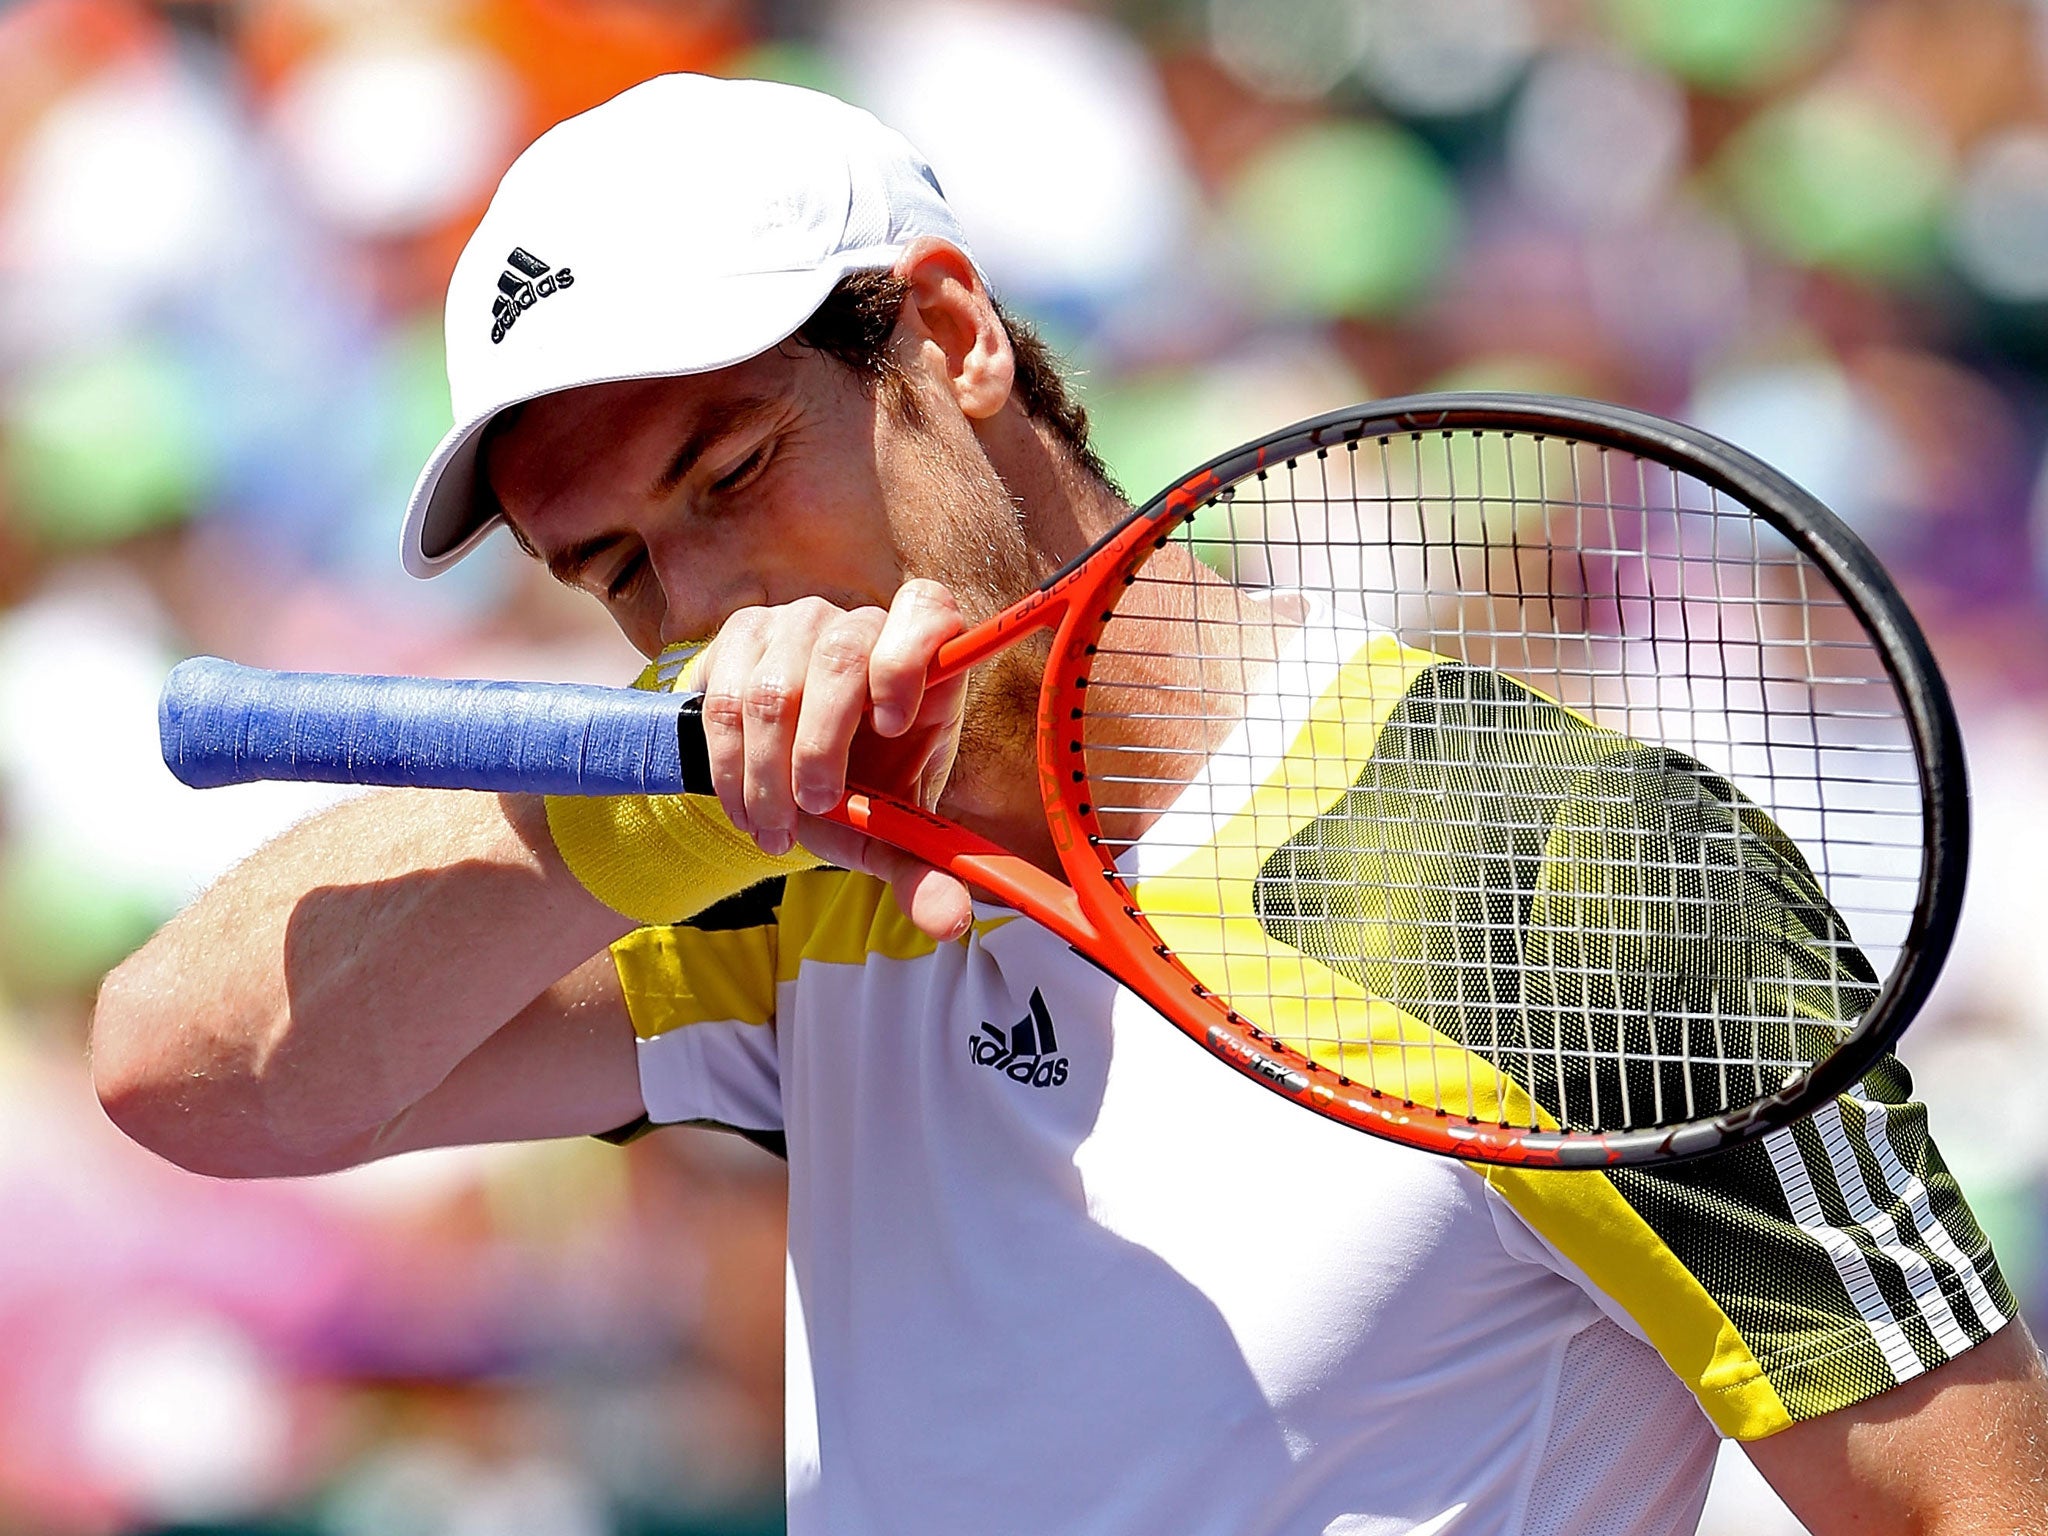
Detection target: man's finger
<box><xmin>796</xmin><ymin>815</ymin><xmax>973</xmax><ymax>941</ymax></box>
<box><xmin>740</xmin><ymin>597</ymin><xmax>842</xmax><ymax>854</ymax></box>
<box><xmin>899</xmin><ymin>864</ymin><xmax>974</xmax><ymax>943</ymax></box>
<box><xmin>792</xmin><ymin>607</ymin><xmax>888</xmax><ymax>816</ymax></box>
<box><xmin>869</xmin><ymin>579</ymin><xmax>963</xmax><ymax>737</ymax></box>
<box><xmin>699</xmin><ymin>611</ymin><xmax>771</xmax><ymax>838</ymax></box>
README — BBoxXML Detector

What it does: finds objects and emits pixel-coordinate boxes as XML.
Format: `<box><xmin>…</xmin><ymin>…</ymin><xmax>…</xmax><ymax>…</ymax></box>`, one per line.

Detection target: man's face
<box><xmin>481</xmin><ymin>336</ymin><xmax>1035</xmax><ymax>663</ymax></box>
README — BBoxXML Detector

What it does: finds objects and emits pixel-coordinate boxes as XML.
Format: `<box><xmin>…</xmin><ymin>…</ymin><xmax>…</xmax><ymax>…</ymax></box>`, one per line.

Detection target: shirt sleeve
<box><xmin>1468</xmin><ymin>673</ymin><xmax>2014</xmax><ymax>1438</ymax></box>
<box><xmin>1254</xmin><ymin>657</ymin><xmax>2014</xmax><ymax>1438</ymax></box>
<box><xmin>1486</xmin><ymin>1062</ymin><xmax>2013</xmax><ymax>1439</ymax></box>
<box><xmin>608</xmin><ymin>878</ymin><xmax>787</xmax><ymax>1136</ymax></box>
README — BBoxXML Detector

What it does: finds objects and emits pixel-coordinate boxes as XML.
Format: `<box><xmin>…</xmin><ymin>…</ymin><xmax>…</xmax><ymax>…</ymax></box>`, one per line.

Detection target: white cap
<box><xmin>401</xmin><ymin>73</ymin><xmax>973</xmax><ymax>577</ymax></box>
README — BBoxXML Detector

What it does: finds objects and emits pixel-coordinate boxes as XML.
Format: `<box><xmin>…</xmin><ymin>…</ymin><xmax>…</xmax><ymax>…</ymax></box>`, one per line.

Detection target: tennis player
<box><xmin>94</xmin><ymin>75</ymin><xmax>2048</xmax><ymax>1534</ymax></box>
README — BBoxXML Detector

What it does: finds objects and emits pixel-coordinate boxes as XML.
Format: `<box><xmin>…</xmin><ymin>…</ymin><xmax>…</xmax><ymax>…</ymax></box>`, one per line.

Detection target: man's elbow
<box><xmin>89</xmin><ymin>949</ymin><xmax>180</xmax><ymax>1139</ymax></box>
<box><xmin>89</xmin><ymin>956</ymin><xmax>343</xmax><ymax>1180</ymax></box>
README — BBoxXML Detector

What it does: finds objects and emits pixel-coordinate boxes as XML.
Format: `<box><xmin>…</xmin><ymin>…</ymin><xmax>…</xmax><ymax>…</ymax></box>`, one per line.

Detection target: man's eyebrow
<box><xmin>649</xmin><ymin>394</ymin><xmax>782</xmax><ymax>499</ymax></box>
<box><xmin>502</xmin><ymin>514</ymin><xmax>603</xmax><ymax>588</ymax></box>
<box><xmin>497</xmin><ymin>505</ymin><xmax>622</xmax><ymax>586</ymax></box>
<box><xmin>503</xmin><ymin>516</ymin><xmax>541</xmax><ymax>561</ymax></box>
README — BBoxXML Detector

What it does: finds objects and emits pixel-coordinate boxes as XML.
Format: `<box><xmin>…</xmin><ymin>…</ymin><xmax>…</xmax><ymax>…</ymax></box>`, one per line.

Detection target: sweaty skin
<box><xmin>89</xmin><ymin>240</ymin><xmax>2048</xmax><ymax>1535</ymax></box>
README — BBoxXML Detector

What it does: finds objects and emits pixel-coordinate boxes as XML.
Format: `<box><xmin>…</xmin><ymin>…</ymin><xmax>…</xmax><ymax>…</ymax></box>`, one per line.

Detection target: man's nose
<box><xmin>651</xmin><ymin>539</ymin><xmax>766</xmax><ymax>650</ymax></box>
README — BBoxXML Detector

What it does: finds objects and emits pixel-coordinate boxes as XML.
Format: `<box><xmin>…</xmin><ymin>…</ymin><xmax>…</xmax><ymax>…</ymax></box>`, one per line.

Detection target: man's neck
<box><xmin>936</xmin><ymin>565</ymin><xmax>1307</xmax><ymax>887</ymax></box>
<box><xmin>927</xmin><ymin>408</ymin><xmax>1129</xmax><ymax>873</ymax></box>
<box><xmin>976</xmin><ymin>406</ymin><xmax>1130</xmax><ymax>585</ymax></box>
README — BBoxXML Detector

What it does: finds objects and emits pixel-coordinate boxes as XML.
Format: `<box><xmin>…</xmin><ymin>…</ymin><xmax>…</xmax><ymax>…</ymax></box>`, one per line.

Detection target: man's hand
<box><xmin>697</xmin><ymin>579</ymin><xmax>976</xmax><ymax>941</ymax></box>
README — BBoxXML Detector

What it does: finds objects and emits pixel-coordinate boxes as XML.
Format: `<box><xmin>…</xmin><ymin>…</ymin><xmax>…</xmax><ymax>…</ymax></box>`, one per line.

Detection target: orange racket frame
<box><xmin>802</xmin><ymin>394</ymin><xmax>1965</xmax><ymax>1170</ymax></box>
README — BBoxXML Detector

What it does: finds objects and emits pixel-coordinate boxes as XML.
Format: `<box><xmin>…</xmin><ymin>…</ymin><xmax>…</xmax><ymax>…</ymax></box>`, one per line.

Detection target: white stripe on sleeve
<box><xmin>1849</xmin><ymin>1095</ymin><xmax>2008</xmax><ymax>1336</ymax></box>
<box><xmin>1810</xmin><ymin>1103</ymin><xmax>1971</xmax><ymax>1358</ymax></box>
<box><xmin>1763</xmin><ymin>1125</ymin><xmax>1922</xmax><ymax>1384</ymax></box>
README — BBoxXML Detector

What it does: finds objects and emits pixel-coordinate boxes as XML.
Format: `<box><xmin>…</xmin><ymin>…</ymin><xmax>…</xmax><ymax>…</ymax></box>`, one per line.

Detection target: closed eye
<box><xmin>711</xmin><ymin>441</ymin><xmax>771</xmax><ymax>496</ymax></box>
<box><xmin>605</xmin><ymin>548</ymin><xmax>648</xmax><ymax>601</ymax></box>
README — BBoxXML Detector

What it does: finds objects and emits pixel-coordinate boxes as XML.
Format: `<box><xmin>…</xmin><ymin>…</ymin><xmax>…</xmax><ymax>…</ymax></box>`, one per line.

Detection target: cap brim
<box><xmin>400</xmin><ymin>257</ymin><xmax>889</xmax><ymax>579</ymax></box>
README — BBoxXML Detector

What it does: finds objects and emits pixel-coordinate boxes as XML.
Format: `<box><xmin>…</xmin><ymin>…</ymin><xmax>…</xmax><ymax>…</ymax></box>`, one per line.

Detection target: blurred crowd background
<box><xmin>4</xmin><ymin>0</ymin><xmax>2048</xmax><ymax>1531</ymax></box>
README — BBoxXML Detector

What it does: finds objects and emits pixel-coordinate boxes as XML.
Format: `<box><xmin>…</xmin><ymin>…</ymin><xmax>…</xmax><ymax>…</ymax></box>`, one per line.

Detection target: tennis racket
<box><xmin>160</xmin><ymin>393</ymin><xmax>1965</xmax><ymax>1169</ymax></box>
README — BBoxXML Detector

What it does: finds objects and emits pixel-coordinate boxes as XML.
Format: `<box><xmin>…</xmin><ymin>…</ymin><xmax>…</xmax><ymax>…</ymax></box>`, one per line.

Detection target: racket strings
<box><xmin>1076</xmin><ymin>429</ymin><xmax>1918</xmax><ymax>1135</ymax></box>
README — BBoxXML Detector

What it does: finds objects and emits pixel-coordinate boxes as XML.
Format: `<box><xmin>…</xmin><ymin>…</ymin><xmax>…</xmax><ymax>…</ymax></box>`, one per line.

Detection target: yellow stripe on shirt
<box><xmin>1482</xmin><ymin>1165</ymin><xmax>1792</xmax><ymax>1439</ymax></box>
<box><xmin>775</xmin><ymin>869</ymin><xmax>1015</xmax><ymax>981</ymax></box>
<box><xmin>612</xmin><ymin>920</ymin><xmax>779</xmax><ymax>1036</ymax></box>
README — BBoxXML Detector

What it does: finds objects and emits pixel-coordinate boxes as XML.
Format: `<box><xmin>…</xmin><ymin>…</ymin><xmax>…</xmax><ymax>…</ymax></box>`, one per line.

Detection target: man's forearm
<box><xmin>91</xmin><ymin>788</ymin><xmax>633</xmax><ymax>1176</ymax></box>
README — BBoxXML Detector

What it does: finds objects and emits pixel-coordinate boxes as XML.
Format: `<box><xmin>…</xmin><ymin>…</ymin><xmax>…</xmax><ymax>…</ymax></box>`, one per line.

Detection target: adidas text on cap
<box><xmin>400</xmin><ymin>73</ymin><xmax>974</xmax><ymax>578</ymax></box>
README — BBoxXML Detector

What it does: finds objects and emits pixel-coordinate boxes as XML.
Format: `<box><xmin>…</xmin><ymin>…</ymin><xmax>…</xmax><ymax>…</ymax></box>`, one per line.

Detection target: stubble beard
<box><xmin>884</xmin><ymin>397</ymin><xmax>1051</xmax><ymax>824</ymax></box>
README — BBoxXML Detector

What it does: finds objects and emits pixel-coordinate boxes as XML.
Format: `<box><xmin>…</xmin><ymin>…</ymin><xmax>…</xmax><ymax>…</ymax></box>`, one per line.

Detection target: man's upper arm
<box><xmin>1745</xmin><ymin>1315</ymin><xmax>2048</xmax><ymax>1534</ymax></box>
<box><xmin>1484</xmin><ymin>1061</ymin><xmax>2015</xmax><ymax>1442</ymax></box>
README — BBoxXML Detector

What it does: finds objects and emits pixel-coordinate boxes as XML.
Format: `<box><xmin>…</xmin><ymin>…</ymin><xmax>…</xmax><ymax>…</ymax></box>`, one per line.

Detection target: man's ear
<box><xmin>892</xmin><ymin>238</ymin><xmax>1014</xmax><ymax>421</ymax></box>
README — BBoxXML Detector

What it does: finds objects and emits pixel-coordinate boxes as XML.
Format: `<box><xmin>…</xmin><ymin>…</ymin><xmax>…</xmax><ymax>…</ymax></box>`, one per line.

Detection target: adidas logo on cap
<box><xmin>490</xmin><ymin>246</ymin><xmax>574</xmax><ymax>344</ymax></box>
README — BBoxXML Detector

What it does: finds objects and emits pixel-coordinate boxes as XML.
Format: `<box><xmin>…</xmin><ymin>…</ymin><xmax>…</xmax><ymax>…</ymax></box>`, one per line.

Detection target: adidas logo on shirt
<box><xmin>490</xmin><ymin>246</ymin><xmax>574</xmax><ymax>344</ymax></box>
<box><xmin>969</xmin><ymin>989</ymin><xmax>1069</xmax><ymax>1088</ymax></box>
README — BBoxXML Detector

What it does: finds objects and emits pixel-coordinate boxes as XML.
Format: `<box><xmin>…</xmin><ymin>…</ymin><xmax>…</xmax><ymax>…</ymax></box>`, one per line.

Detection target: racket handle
<box><xmin>159</xmin><ymin>657</ymin><xmax>715</xmax><ymax>798</ymax></box>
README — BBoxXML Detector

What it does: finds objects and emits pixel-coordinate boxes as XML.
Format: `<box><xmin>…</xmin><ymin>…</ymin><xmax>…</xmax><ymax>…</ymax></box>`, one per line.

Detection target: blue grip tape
<box><xmin>160</xmin><ymin>657</ymin><xmax>704</xmax><ymax>797</ymax></box>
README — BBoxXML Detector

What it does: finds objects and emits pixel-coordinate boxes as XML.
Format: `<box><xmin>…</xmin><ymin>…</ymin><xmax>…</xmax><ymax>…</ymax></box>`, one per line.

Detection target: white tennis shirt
<box><xmin>608</xmin><ymin>613</ymin><xmax>2008</xmax><ymax>1535</ymax></box>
